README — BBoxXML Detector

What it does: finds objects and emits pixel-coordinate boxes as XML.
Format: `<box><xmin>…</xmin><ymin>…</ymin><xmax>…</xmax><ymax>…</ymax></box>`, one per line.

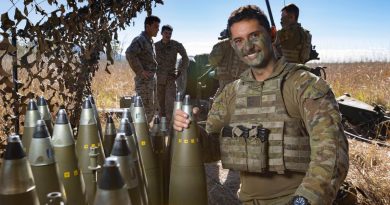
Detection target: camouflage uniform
<box><xmin>206</xmin><ymin>57</ymin><xmax>349</xmax><ymax>205</ymax></box>
<box><xmin>275</xmin><ymin>23</ymin><xmax>312</xmax><ymax>64</ymax></box>
<box><xmin>126</xmin><ymin>31</ymin><xmax>157</xmax><ymax>122</ymax></box>
<box><xmin>155</xmin><ymin>39</ymin><xmax>189</xmax><ymax>123</ymax></box>
<box><xmin>209</xmin><ymin>39</ymin><xmax>249</xmax><ymax>97</ymax></box>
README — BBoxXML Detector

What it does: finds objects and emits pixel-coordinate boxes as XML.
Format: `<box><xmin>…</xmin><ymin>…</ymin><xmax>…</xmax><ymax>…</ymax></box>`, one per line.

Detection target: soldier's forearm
<box><xmin>296</xmin><ymin>94</ymin><xmax>349</xmax><ymax>205</ymax></box>
<box><xmin>126</xmin><ymin>54</ymin><xmax>144</xmax><ymax>75</ymax></box>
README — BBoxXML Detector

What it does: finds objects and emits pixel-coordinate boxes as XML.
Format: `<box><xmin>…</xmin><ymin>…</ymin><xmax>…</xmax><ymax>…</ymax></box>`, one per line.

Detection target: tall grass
<box><xmin>310</xmin><ymin>62</ymin><xmax>390</xmax><ymax>109</ymax></box>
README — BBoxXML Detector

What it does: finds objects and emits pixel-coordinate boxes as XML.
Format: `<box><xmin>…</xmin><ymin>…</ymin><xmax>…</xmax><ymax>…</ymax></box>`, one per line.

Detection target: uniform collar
<box><xmin>141</xmin><ymin>31</ymin><xmax>153</xmax><ymax>43</ymax></box>
<box><xmin>158</xmin><ymin>39</ymin><xmax>172</xmax><ymax>45</ymax></box>
<box><xmin>239</xmin><ymin>57</ymin><xmax>287</xmax><ymax>83</ymax></box>
<box><xmin>283</xmin><ymin>22</ymin><xmax>301</xmax><ymax>30</ymax></box>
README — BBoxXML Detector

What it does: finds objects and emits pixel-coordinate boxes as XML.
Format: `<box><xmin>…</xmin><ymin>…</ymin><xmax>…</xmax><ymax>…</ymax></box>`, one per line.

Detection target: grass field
<box><xmin>1</xmin><ymin>60</ymin><xmax>390</xmax><ymax>204</ymax></box>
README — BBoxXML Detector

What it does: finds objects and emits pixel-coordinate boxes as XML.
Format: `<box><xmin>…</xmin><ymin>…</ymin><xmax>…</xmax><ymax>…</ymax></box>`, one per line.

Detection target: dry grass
<box><xmin>91</xmin><ymin>60</ymin><xmax>136</xmax><ymax>108</ymax></box>
<box><xmin>1</xmin><ymin>60</ymin><xmax>390</xmax><ymax>204</ymax></box>
<box><xmin>348</xmin><ymin>139</ymin><xmax>390</xmax><ymax>204</ymax></box>
<box><xmin>309</xmin><ymin>62</ymin><xmax>390</xmax><ymax>109</ymax></box>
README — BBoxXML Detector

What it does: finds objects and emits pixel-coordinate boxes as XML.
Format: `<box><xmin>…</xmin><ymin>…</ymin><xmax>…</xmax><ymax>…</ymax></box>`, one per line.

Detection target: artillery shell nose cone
<box><xmin>176</xmin><ymin>92</ymin><xmax>182</xmax><ymax>101</ymax></box>
<box><xmin>153</xmin><ymin>115</ymin><xmax>160</xmax><ymax>124</ymax></box>
<box><xmin>122</xmin><ymin>108</ymin><xmax>131</xmax><ymax>119</ymax></box>
<box><xmin>134</xmin><ymin>96</ymin><xmax>143</xmax><ymax>107</ymax></box>
<box><xmin>107</xmin><ymin>114</ymin><xmax>114</xmax><ymax>123</ymax></box>
<box><xmin>99</xmin><ymin>157</ymin><xmax>125</xmax><ymax>190</ymax></box>
<box><xmin>27</xmin><ymin>99</ymin><xmax>38</xmax><ymax>110</ymax></box>
<box><xmin>118</xmin><ymin>118</ymin><xmax>132</xmax><ymax>136</ymax></box>
<box><xmin>37</xmin><ymin>96</ymin><xmax>48</xmax><ymax>106</ymax></box>
<box><xmin>55</xmin><ymin>109</ymin><xmax>69</xmax><ymax>124</ymax></box>
<box><xmin>4</xmin><ymin>135</ymin><xmax>25</xmax><ymax>160</ymax></box>
<box><xmin>47</xmin><ymin>192</ymin><xmax>62</xmax><ymax>202</ymax></box>
<box><xmin>183</xmin><ymin>95</ymin><xmax>191</xmax><ymax>105</ymax></box>
<box><xmin>111</xmin><ymin>134</ymin><xmax>130</xmax><ymax>156</ymax></box>
<box><xmin>131</xmin><ymin>95</ymin><xmax>136</xmax><ymax>103</ymax></box>
<box><xmin>82</xmin><ymin>98</ymin><xmax>92</xmax><ymax>109</ymax></box>
<box><xmin>33</xmin><ymin>120</ymin><xmax>50</xmax><ymax>138</ymax></box>
<box><xmin>88</xmin><ymin>95</ymin><xmax>96</xmax><ymax>105</ymax></box>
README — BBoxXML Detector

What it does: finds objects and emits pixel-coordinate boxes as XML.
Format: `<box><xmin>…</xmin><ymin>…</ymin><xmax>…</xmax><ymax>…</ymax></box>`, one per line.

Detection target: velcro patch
<box><xmin>247</xmin><ymin>96</ymin><xmax>261</xmax><ymax>107</ymax></box>
<box><xmin>304</xmin><ymin>78</ymin><xmax>330</xmax><ymax>100</ymax></box>
<box><xmin>313</xmin><ymin>78</ymin><xmax>330</xmax><ymax>95</ymax></box>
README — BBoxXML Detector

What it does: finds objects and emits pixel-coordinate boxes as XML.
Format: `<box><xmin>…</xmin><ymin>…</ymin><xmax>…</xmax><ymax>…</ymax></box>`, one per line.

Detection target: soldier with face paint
<box><xmin>174</xmin><ymin>5</ymin><xmax>348</xmax><ymax>205</ymax></box>
<box><xmin>126</xmin><ymin>15</ymin><xmax>161</xmax><ymax>123</ymax></box>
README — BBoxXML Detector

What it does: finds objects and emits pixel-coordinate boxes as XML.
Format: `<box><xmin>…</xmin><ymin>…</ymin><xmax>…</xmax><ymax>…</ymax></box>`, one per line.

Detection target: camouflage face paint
<box><xmin>231</xmin><ymin>30</ymin><xmax>271</xmax><ymax>68</ymax></box>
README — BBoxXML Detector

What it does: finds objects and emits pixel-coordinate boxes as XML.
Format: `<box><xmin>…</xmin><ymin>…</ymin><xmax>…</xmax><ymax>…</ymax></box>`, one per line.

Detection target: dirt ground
<box><xmin>205</xmin><ymin>161</ymin><xmax>241</xmax><ymax>205</ymax></box>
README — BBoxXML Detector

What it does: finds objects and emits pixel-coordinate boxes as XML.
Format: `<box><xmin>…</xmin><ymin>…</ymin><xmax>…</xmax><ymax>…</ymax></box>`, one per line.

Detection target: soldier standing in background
<box><xmin>274</xmin><ymin>3</ymin><xmax>314</xmax><ymax>64</ymax></box>
<box><xmin>174</xmin><ymin>5</ymin><xmax>348</xmax><ymax>205</ymax></box>
<box><xmin>209</xmin><ymin>33</ymin><xmax>248</xmax><ymax>98</ymax></box>
<box><xmin>155</xmin><ymin>25</ymin><xmax>189</xmax><ymax>123</ymax></box>
<box><xmin>126</xmin><ymin>15</ymin><xmax>160</xmax><ymax>122</ymax></box>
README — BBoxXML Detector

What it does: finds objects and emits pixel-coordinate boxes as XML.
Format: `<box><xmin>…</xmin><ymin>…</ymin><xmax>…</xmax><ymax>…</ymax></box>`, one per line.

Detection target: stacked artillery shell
<box><xmin>150</xmin><ymin>115</ymin><xmax>165</xmax><ymax>203</ymax></box>
<box><xmin>52</xmin><ymin>109</ymin><xmax>87</xmax><ymax>205</ymax></box>
<box><xmin>103</xmin><ymin>114</ymin><xmax>116</xmax><ymax>157</ymax></box>
<box><xmin>151</xmin><ymin>115</ymin><xmax>165</xmax><ymax>154</ymax></box>
<box><xmin>160</xmin><ymin>116</ymin><xmax>170</xmax><ymax>205</ymax></box>
<box><xmin>76</xmin><ymin>98</ymin><xmax>105</xmax><ymax>205</ymax></box>
<box><xmin>130</xmin><ymin>94</ymin><xmax>137</xmax><ymax>117</ymax></box>
<box><xmin>46</xmin><ymin>192</ymin><xmax>65</xmax><ymax>205</ymax></box>
<box><xmin>169</xmin><ymin>92</ymin><xmax>183</xmax><ymax>160</ymax></box>
<box><xmin>118</xmin><ymin>117</ymin><xmax>149</xmax><ymax>205</ymax></box>
<box><xmin>122</xmin><ymin>108</ymin><xmax>137</xmax><ymax>137</ymax></box>
<box><xmin>93</xmin><ymin>157</ymin><xmax>131</xmax><ymax>205</ymax></box>
<box><xmin>88</xmin><ymin>147</ymin><xmax>101</xmax><ymax>204</ymax></box>
<box><xmin>22</xmin><ymin>99</ymin><xmax>41</xmax><ymax>155</ymax></box>
<box><xmin>111</xmin><ymin>133</ymin><xmax>143</xmax><ymax>205</ymax></box>
<box><xmin>169</xmin><ymin>95</ymin><xmax>208</xmax><ymax>205</ymax></box>
<box><xmin>89</xmin><ymin>95</ymin><xmax>103</xmax><ymax>141</ymax></box>
<box><xmin>29</xmin><ymin>120</ymin><xmax>65</xmax><ymax>204</ymax></box>
<box><xmin>133</xmin><ymin>96</ymin><xmax>161</xmax><ymax>205</ymax></box>
<box><xmin>37</xmin><ymin>96</ymin><xmax>54</xmax><ymax>135</ymax></box>
<box><xmin>167</xmin><ymin>92</ymin><xmax>183</xmax><ymax>194</ymax></box>
<box><xmin>0</xmin><ymin>135</ymin><xmax>39</xmax><ymax>205</ymax></box>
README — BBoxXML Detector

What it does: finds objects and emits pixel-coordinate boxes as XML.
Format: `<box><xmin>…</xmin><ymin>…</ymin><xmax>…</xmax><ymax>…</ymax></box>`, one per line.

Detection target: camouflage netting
<box><xmin>0</xmin><ymin>0</ymin><xmax>163</xmax><ymax>150</ymax></box>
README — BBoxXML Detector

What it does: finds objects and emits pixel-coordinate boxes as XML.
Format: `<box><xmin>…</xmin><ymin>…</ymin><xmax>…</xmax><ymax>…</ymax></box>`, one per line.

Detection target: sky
<box><xmin>3</xmin><ymin>0</ymin><xmax>390</xmax><ymax>62</ymax></box>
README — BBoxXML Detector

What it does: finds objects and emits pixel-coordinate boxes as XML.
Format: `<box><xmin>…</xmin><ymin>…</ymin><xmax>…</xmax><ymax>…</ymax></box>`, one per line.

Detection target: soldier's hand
<box><xmin>173</xmin><ymin>108</ymin><xmax>200</xmax><ymax>131</ymax></box>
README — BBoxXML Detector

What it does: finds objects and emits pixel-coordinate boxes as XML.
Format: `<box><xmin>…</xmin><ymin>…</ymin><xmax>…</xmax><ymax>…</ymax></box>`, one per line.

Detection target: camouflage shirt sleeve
<box><xmin>284</xmin><ymin>70</ymin><xmax>349</xmax><ymax>205</ymax></box>
<box><xmin>176</xmin><ymin>42</ymin><xmax>189</xmax><ymax>73</ymax></box>
<box><xmin>208</xmin><ymin>39</ymin><xmax>230</xmax><ymax>67</ymax></box>
<box><xmin>205</xmin><ymin>81</ymin><xmax>237</xmax><ymax>134</ymax></box>
<box><xmin>125</xmin><ymin>36</ymin><xmax>145</xmax><ymax>76</ymax></box>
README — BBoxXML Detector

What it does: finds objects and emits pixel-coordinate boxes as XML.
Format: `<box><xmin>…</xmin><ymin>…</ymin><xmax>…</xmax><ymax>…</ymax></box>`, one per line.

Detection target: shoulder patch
<box><xmin>314</xmin><ymin>78</ymin><xmax>329</xmax><ymax>94</ymax></box>
<box><xmin>304</xmin><ymin>78</ymin><xmax>330</xmax><ymax>100</ymax></box>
